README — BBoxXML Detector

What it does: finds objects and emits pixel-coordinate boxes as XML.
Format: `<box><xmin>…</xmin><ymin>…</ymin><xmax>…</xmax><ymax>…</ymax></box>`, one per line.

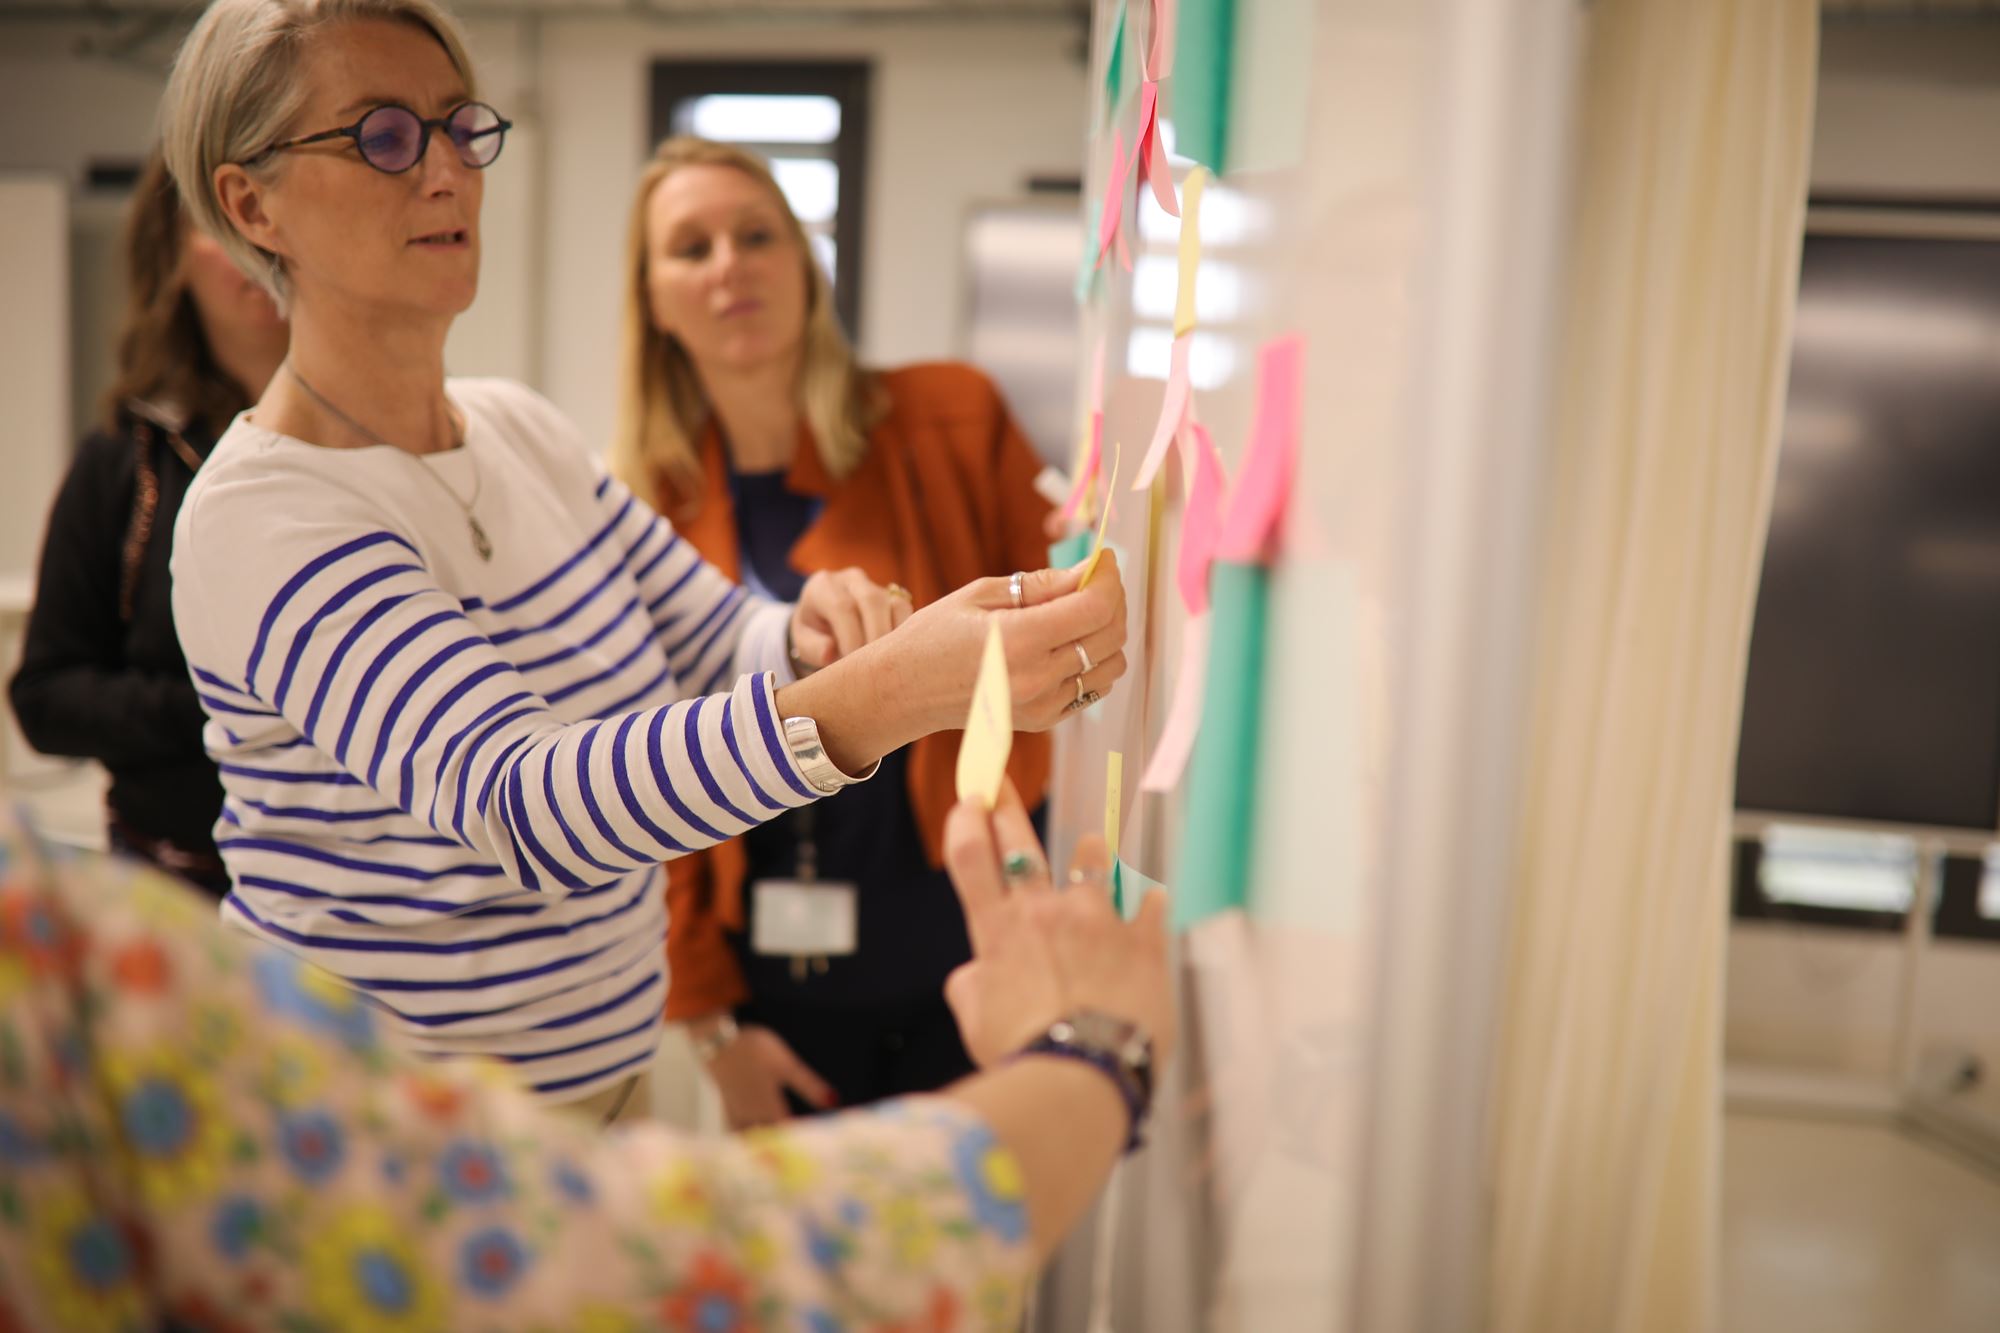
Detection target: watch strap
<box><xmin>1018</xmin><ymin>1019</ymin><xmax>1154</xmax><ymax>1154</ymax></box>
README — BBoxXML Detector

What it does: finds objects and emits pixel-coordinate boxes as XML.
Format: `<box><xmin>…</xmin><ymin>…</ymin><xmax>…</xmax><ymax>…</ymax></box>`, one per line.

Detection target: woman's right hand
<box><xmin>774</xmin><ymin>554</ymin><xmax>1130</xmax><ymax>777</ymax></box>
<box><xmin>698</xmin><ymin>1021</ymin><xmax>838</xmax><ymax>1129</ymax></box>
<box><xmin>885</xmin><ymin>553</ymin><xmax>1130</xmax><ymax>740</ymax></box>
<box><xmin>939</xmin><ymin>781</ymin><xmax>1174</xmax><ymax>1072</ymax></box>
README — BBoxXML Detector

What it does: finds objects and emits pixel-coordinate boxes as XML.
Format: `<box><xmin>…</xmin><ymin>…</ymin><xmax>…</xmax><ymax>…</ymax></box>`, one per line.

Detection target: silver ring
<box><xmin>1009</xmin><ymin>571</ymin><xmax>1027</xmax><ymax>609</ymax></box>
<box><xmin>1074</xmin><ymin>642</ymin><xmax>1092</xmax><ymax>675</ymax></box>
<box><xmin>1064</xmin><ymin>865</ymin><xmax>1110</xmax><ymax>893</ymax></box>
<box><xmin>1073</xmin><ymin>674</ymin><xmax>1087</xmax><ymax>706</ymax></box>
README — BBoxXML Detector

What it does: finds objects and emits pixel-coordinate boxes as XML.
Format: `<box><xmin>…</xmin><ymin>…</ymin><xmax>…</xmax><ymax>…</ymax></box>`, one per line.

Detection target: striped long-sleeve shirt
<box><xmin>170</xmin><ymin>377</ymin><xmax>834</xmax><ymax>1101</ymax></box>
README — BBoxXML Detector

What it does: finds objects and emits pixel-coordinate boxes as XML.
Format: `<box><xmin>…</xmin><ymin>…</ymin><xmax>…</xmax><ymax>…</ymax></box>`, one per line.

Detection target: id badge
<box><xmin>751</xmin><ymin>880</ymin><xmax>859</xmax><ymax>958</ymax></box>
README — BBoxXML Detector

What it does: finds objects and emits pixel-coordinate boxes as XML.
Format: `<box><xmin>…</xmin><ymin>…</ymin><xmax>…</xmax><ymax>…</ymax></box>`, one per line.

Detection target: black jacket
<box><xmin>9</xmin><ymin>408</ymin><xmax>223</xmax><ymax>856</ymax></box>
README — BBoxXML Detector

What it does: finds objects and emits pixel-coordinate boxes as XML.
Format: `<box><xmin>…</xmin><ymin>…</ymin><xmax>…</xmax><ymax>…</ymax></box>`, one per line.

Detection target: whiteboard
<box><xmin>1036</xmin><ymin>2</ymin><xmax>1581</xmax><ymax>1330</ymax></box>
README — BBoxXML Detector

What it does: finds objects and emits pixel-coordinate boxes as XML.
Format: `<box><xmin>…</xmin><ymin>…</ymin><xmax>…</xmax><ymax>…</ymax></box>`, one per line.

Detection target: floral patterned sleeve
<box><xmin>0</xmin><ymin>812</ymin><xmax>1032</xmax><ymax>1333</ymax></box>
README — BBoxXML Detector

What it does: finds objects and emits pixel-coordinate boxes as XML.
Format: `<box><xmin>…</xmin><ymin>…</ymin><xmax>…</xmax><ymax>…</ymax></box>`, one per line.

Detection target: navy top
<box><xmin>726</xmin><ymin>468</ymin><xmax>972</xmax><ymax>1008</ymax></box>
<box><xmin>9</xmin><ymin>415</ymin><xmax>224</xmax><ymax>858</ymax></box>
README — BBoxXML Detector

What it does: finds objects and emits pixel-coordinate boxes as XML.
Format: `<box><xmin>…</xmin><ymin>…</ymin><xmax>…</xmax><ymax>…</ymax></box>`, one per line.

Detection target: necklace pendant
<box><xmin>468</xmin><ymin>514</ymin><xmax>493</xmax><ymax>562</ymax></box>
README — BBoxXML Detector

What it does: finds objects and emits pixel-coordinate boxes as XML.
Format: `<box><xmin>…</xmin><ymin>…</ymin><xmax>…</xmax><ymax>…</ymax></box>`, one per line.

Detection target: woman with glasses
<box><xmin>610</xmin><ymin>139</ymin><xmax>1065</xmax><ymax>1128</ymax></box>
<box><xmin>9</xmin><ymin>152</ymin><xmax>287</xmax><ymax>897</ymax></box>
<box><xmin>158</xmin><ymin>0</ymin><xmax>1128</xmax><ymax>1128</ymax></box>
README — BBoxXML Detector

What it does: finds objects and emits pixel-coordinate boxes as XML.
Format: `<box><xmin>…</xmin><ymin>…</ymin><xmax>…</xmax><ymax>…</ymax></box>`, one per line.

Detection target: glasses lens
<box><xmin>447</xmin><ymin>102</ymin><xmax>506</xmax><ymax>168</ymax></box>
<box><xmin>357</xmin><ymin>106</ymin><xmax>425</xmax><ymax>172</ymax></box>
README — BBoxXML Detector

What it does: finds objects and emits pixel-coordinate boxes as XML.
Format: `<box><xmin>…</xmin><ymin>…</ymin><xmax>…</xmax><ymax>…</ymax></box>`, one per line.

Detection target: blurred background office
<box><xmin>3</xmin><ymin>1</ymin><xmax>2000</xmax><ymax>1330</ymax></box>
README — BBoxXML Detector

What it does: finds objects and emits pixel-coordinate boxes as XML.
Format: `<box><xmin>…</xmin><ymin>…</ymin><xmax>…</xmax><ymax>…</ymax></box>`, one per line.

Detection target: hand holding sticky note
<box><xmin>1078</xmin><ymin>441</ymin><xmax>1123</xmax><ymax>589</ymax></box>
<box><xmin>954</xmin><ymin>618</ymin><xmax>1013</xmax><ymax>810</ymax></box>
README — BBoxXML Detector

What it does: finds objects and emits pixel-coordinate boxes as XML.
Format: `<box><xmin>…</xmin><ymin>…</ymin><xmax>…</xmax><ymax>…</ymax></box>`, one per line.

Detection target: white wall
<box><xmin>0</xmin><ymin>11</ymin><xmax>1087</xmax><ymax>456</ymax></box>
<box><xmin>1729</xmin><ymin>924</ymin><xmax>2000</xmax><ymax>1120</ymax></box>
<box><xmin>536</xmin><ymin>14</ymin><xmax>1087</xmax><ymax>447</ymax></box>
<box><xmin>0</xmin><ymin>177</ymin><xmax>70</xmax><ymax>579</ymax></box>
<box><xmin>1812</xmin><ymin>20</ymin><xmax>2000</xmax><ymax>197</ymax></box>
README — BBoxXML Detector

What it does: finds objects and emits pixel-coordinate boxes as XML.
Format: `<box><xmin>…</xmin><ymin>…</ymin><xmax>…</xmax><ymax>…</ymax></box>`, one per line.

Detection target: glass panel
<box><xmin>1131</xmin><ymin>253</ymin><xmax>1243</xmax><ymax>323</ymax></box>
<box><xmin>770</xmin><ymin>157</ymin><xmax>840</xmax><ymax>226</ymax></box>
<box><xmin>1757</xmin><ymin>825</ymin><xmax>1916</xmax><ymax>913</ymax></box>
<box><xmin>1137</xmin><ymin>175</ymin><xmax>1264</xmax><ymax>247</ymax></box>
<box><xmin>1123</xmin><ymin>326</ymin><xmax>1239</xmax><ymax>390</ymax></box>
<box><xmin>674</xmin><ymin>94</ymin><xmax>841</xmax><ymax>144</ymax></box>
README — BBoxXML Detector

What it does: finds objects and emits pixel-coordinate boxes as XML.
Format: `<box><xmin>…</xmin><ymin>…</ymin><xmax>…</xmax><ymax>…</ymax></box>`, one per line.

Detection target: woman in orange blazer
<box><xmin>609</xmin><ymin>138</ymin><xmax>1063</xmax><ymax>1127</ymax></box>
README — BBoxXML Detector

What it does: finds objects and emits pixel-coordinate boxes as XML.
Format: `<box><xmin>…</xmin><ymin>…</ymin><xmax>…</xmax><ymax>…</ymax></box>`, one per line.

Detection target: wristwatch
<box><xmin>689</xmin><ymin>1013</ymin><xmax>740</xmax><ymax>1063</ymax></box>
<box><xmin>782</xmin><ymin>715</ymin><xmax>879</xmax><ymax>795</ymax></box>
<box><xmin>1020</xmin><ymin>1010</ymin><xmax>1156</xmax><ymax>1153</ymax></box>
<box><xmin>786</xmin><ymin>619</ymin><xmax>819</xmax><ymax>680</ymax></box>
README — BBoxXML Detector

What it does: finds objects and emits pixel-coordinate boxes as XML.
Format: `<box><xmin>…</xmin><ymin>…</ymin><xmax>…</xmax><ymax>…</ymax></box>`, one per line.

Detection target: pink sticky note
<box><xmin>1058</xmin><ymin>410</ymin><xmax>1104</xmax><ymax>524</ymax></box>
<box><xmin>1078</xmin><ymin>441</ymin><xmax>1122</xmax><ymax>587</ymax></box>
<box><xmin>1140</xmin><ymin>614</ymin><xmax>1209</xmax><ymax>792</ymax></box>
<box><xmin>1136</xmin><ymin>80</ymin><xmax>1180</xmax><ymax>219</ymax></box>
<box><xmin>1095</xmin><ymin>129</ymin><xmax>1130</xmax><ymax>272</ymax></box>
<box><xmin>1058</xmin><ymin>337</ymin><xmax>1111</xmax><ymax>524</ymax></box>
<box><xmin>1134</xmin><ymin>334</ymin><xmax>1192</xmax><ymax>492</ymax></box>
<box><xmin>1178</xmin><ymin>421</ymin><xmax>1225</xmax><ymax>614</ymax></box>
<box><xmin>1215</xmin><ymin>335</ymin><xmax>1304</xmax><ymax>564</ymax></box>
<box><xmin>1147</xmin><ymin>0</ymin><xmax>1178</xmax><ymax>80</ymax></box>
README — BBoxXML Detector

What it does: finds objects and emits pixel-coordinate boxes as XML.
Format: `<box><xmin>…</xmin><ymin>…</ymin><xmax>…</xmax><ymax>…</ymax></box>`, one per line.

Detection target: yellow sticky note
<box><xmin>954</xmin><ymin>618</ymin><xmax>1013</xmax><ymax>810</ymax></box>
<box><xmin>1078</xmin><ymin>442</ymin><xmax>1122</xmax><ymax>589</ymax></box>
<box><xmin>1174</xmin><ymin>167</ymin><xmax>1208</xmax><ymax>339</ymax></box>
<box><xmin>1105</xmin><ymin>750</ymin><xmax>1123</xmax><ymax>861</ymax></box>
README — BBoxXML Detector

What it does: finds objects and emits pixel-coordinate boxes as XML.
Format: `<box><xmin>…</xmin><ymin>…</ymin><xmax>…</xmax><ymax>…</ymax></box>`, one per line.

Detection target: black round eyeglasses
<box><xmin>250</xmin><ymin>101</ymin><xmax>511</xmax><ymax>174</ymax></box>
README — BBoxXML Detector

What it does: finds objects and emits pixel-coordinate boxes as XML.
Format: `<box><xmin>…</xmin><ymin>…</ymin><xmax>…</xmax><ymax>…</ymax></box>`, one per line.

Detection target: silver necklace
<box><xmin>286</xmin><ymin>363</ymin><xmax>493</xmax><ymax>561</ymax></box>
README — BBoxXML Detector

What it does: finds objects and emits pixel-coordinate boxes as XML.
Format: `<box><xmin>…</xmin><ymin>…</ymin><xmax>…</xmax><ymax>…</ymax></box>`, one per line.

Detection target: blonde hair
<box><xmin>159</xmin><ymin>0</ymin><xmax>478</xmax><ymax>312</ymax></box>
<box><xmin>608</xmin><ymin>136</ymin><xmax>882</xmax><ymax>516</ymax></box>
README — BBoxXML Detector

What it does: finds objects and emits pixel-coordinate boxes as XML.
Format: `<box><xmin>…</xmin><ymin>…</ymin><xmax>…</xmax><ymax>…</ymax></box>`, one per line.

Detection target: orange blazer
<box><xmin>659</xmin><ymin>362</ymin><xmax>1056</xmax><ymax>1019</ymax></box>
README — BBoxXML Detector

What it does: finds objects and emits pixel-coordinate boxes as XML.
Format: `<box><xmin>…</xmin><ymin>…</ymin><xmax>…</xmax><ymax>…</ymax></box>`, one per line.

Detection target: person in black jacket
<box><xmin>9</xmin><ymin>150</ymin><xmax>286</xmax><ymax>895</ymax></box>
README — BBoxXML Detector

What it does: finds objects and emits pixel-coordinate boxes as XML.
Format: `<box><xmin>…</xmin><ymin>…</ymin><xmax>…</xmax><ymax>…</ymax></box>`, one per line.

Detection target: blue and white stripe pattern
<box><xmin>171</xmin><ymin>378</ymin><xmax>821</xmax><ymax>1100</ymax></box>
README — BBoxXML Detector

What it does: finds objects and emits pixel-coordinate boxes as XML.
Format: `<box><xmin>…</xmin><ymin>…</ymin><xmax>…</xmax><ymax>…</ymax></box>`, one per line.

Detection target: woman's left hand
<box><xmin>941</xmin><ymin>780</ymin><xmax>1174</xmax><ymax>1071</ymax></box>
<box><xmin>789</xmin><ymin>568</ymin><xmax>915</xmax><ymax>671</ymax></box>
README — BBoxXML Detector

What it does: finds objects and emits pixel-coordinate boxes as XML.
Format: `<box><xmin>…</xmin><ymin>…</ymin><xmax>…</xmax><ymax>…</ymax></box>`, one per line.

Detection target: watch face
<box><xmin>1066</xmin><ymin>1011</ymin><xmax>1152</xmax><ymax>1070</ymax></box>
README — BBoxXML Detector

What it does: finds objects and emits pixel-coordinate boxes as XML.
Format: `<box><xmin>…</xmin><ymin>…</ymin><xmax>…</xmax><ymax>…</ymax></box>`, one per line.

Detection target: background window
<box><xmin>1731</xmin><ymin>825</ymin><xmax>1922</xmax><ymax>934</ymax></box>
<box><xmin>650</xmin><ymin>63</ymin><xmax>872</xmax><ymax>340</ymax></box>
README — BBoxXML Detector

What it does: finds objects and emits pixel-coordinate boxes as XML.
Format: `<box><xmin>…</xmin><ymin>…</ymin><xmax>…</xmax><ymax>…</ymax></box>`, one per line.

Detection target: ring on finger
<box><xmin>1009</xmin><ymin>571</ymin><xmax>1027</xmax><ymax>609</ymax></box>
<box><xmin>1001</xmin><ymin>850</ymin><xmax>1043</xmax><ymax>885</ymax></box>
<box><xmin>886</xmin><ymin>583</ymin><xmax>912</xmax><ymax>603</ymax></box>
<box><xmin>1064</xmin><ymin>689</ymin><xmax>1103</xmax><ymax>714</ymax></box>
<box><xmin>1064</xmin><ymin>865</ymin><xmax>1110</xmax><ymax>893</ymax></box>
<box><xmin>1073</xmin><ymin>641</ymin><xmax>1092</xmax><ymax>675</ymax></box>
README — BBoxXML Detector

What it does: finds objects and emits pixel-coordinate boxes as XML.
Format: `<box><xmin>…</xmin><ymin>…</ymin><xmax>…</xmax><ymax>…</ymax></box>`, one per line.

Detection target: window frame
<box><xmin>648</xmin><ymin>60</ymin><xmax>873</xmax><ymax>340</ymax></box>
<box><xmin>1729</xmin><ymin>832</ymin><xmax>2000</xmax><ymax>945</ymax></box>
<box><xmin>1729</xmin><ymin>837</ymin><xmax>1909</xmax><ymax>936</ymax></box>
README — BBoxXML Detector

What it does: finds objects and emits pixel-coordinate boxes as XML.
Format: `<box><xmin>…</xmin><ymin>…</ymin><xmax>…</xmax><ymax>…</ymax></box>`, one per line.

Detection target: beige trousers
<box><xmin>560</xmin><ymin>1070</ymin><xmax>655</xmax><ymax>1127</ymax></box>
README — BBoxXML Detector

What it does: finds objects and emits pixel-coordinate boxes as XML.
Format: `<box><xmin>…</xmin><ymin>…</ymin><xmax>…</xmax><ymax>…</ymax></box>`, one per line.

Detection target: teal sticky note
<box><xmin>1174</xmin><ymin>560</ymin><xmax>1267</xmax><ymax>929</ymax></box>
<box><xmin>1103</xmin><ymin>0</ymin><xmax>1129</xmax><ymax>119</ymax></box>
<box><xmin>1115</xmin><ymin>857</ymin><xmax>1167</xmax><ymax>923</ymax></box>
<box><xmin>1224</xmin><ymin>0</ymin><xmax>1311</xmax><ymax>173</ymax></box>
<box><xmin>1074</xmin><ymin>194</ymin><xmax>1105</xmax><ymax>305</ymax></box>
<box><xmin>1048</xmin><ymin>531</ymin><xmax>1094</xmax><ymax>570</ymax></box>
<box><xmin>1174</xmin><ymin>0</ymin><xmax>1237</xmax><ymax>173</ymax></box>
